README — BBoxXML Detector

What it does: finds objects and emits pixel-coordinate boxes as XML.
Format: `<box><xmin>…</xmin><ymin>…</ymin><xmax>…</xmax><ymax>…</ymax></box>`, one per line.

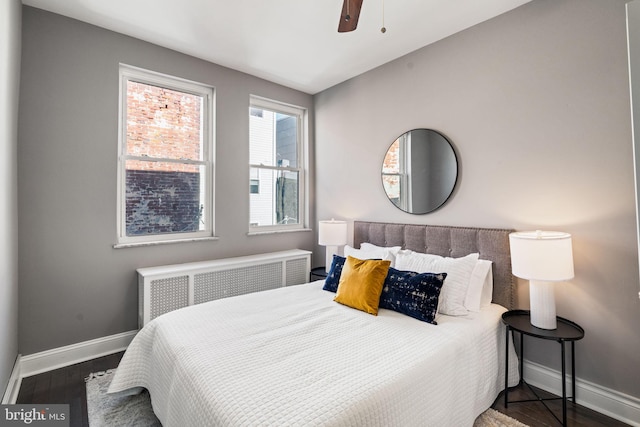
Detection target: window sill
<box><xmin>113</xmin><ymin>236</ymin><xmax>219</xmax><ymax>249</ymax></box>
<box><xmin>247</xmin><ymin>228</ymin><xmax>312</xmax><ymax>236</ymax></box>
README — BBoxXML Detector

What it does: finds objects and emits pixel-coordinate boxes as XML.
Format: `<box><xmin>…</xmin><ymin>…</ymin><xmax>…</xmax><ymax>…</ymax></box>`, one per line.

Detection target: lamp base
<box><xmin>529</xmin><ymin>280</ymin><xmax>557</xmax><ymax>330</ymax></box>
<box><xmin>325</xmin><ymin>245</ymin><xmax>338</xmax><ymax>273</ymax></box>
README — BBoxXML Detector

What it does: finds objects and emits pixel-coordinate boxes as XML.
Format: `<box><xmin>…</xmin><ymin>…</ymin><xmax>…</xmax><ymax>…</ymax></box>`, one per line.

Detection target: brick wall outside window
<box><xmin>126</xmin><ymin>81</ymin><xmax>202</xmax><ymax>172</ymax></box>
<box><xmin>125</xmin><ymin>81</ymin><xmax>204</xmax><ymax>235</ymax></box>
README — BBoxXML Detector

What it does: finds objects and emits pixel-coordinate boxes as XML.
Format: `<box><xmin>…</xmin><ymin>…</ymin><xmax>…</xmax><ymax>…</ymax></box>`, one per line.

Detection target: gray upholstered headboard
<box><xmin>353</xmin><ymin>221</ymin><xmax>516</xmax><ymax>310</ymax></box>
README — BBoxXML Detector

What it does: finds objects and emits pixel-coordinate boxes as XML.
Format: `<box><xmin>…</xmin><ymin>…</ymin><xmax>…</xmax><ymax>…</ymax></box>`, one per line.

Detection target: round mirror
<box><xmin>381</xmin><ymin>129</ymin><xmax>458</xmax><ymax>214</ymax></box>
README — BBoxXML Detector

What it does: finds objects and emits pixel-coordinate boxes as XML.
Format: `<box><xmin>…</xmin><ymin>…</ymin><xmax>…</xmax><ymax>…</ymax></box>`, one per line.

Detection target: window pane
<box><xmin>249</xmin><ymin>108</ymin><xmax>298</xmax><ymax>167</ymax></box>
<box><xmin>126</xmin><ymin>160</ymin><xmax>206</xmax><ymax>236</ymax></box>
<box><xmin>126</xmin><ymin>81</ymin><xmax>203</xmax><ymax>161</ymax></box>
<box><xmin>249</xmin><ymin>168</ymin><xmax>299</xmax><ymax>227</ymax></box>
<box><xmin>249</xmin><ymin>179</ymin><xmax>259</xmax><ymax>194</ymax></box>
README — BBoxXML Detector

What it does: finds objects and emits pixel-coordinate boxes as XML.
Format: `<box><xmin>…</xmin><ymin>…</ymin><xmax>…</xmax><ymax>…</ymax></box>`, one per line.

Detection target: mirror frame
<box><xmin>381</xmin><ymin>128</ymin><xmax>458</xmax><ymax>215</ymax></box>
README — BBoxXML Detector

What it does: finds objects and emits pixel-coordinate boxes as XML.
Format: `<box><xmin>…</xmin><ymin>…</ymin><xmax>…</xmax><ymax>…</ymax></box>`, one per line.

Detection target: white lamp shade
<box><xmin>318</xmin><ymin>219</ymin><xmax>348</xmax><ymax>246</ymax></box>
<box><xmin>509</xmin><ymin>231</ymin><xmax>574</xmax><ymax>281</ymax></box>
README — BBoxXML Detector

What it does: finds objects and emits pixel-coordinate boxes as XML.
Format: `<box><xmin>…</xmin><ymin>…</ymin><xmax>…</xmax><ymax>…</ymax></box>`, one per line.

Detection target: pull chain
<box><xmin>381</xmin><ymin>0</ymin><xmax>386</xmax><ymax>33</ymax></box>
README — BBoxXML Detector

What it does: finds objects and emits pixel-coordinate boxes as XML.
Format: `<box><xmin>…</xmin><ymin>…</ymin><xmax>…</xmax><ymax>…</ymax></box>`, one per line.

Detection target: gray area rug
<box><xmin>86</xmin><ymin>370</ymin><xmax>160</xmax><ymax>427</ymax></box>
<box><xmin>86</xmin><ymin>370</ymin><xmax>529</xmax><ymax>427</ymax></box>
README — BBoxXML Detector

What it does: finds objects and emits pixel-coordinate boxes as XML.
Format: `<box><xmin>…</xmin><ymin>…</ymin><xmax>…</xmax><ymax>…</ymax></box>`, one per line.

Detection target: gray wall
<box><xmin>315</xmin><ymin>0</ymin><xmax>640</xmax><ymax>399</ymax></box>
<box><xmin>0</xmin><ymin>0</ymin><xmax>21</xmax><ymax>396</ymax></box>
<box><xmin>18</xmin><ymin>7</ymin><xmax>315</xmax><ymax>355</ymax></box>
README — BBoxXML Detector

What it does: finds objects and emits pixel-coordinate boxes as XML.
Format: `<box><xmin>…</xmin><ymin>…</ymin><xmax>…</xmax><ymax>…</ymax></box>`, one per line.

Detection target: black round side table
<box><xmin>502</xmin><ymin>309</ymin><xmax>585</xmax><ymax>426</ymax></box>
<box><xmin>310</xmin><ymin>266</ymin><xmax>328</xmax><ymax>281</ymax></box>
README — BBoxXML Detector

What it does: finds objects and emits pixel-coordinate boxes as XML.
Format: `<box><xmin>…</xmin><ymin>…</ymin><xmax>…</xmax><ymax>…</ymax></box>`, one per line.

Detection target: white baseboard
<box><xmin>20</xmin><ymin>330</ymin><xmax>138</xmax><ymax>379</ymax></box>
<box><xmin>524</xmin><ymin>359</ymin><xmax>640</xmax><ymax>427</ymax></box>
<box><xmin>1</xmin><ymin>354</ymin><xmax>22</xmax><ymax>404</ymax></box>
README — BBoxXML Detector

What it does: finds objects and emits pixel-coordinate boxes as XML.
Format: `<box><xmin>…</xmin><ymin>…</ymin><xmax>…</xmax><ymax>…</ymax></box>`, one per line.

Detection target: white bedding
<box><xmin>108</xmin><ymin>281</ymin><xmax>520</xmax><ymax>427</ymax></box>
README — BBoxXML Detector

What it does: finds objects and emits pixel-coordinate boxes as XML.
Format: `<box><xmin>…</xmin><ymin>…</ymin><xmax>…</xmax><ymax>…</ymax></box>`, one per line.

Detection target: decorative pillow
<box><xmin>395</xmin><ymin>251</ymin><xmax>479</xmax><ymax>316</ymax></box>
<box><xmin>334</xmin><ymin>256</ymin><xmax>391</xmax><ymax>315</ymax></box>
<box><xmin>379</xmin><ymin>268</ymin><xmax>447</xmax><ymax>324</ymax></box>
<box><xmin>323</xmin><ymin>255</ymin><xmax>346</xmax><ymax>293</ymax></box>
<box><xmin>464</xmin><ymin>259</ymin><xmax>493</xmax><ymax>312</ymax></box>
<box><xmin>344</xmin><ymin>244</ymin><xmax>397</xmax><ymax>267</ymax></box>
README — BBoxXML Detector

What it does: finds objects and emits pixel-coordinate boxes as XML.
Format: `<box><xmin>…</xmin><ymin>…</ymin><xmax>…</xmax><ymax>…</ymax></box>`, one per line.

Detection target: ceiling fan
<box><xmin>338</xmin><ymin>0</ymin><xmax>364</xmax><ymax>33</ymax></box>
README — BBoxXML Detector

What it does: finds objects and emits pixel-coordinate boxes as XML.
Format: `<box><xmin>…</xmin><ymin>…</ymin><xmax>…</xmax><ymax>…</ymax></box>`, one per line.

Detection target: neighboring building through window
<box><xmin>117</xmin><ymin>65</ymin><xmax>214</xmax><ymax>246</ymax></box>
<box><xmin>249</xmin><ymin>95</ymin><xmax>307</xmax><ymax>232</ymax></box>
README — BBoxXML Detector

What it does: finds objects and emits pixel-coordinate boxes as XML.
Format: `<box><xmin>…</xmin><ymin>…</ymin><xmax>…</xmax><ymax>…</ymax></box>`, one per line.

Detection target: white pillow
<box><xmin>480</xmin><ymin>265</ymin><xmax>494</xmax><ymax>309</ymax></box>
<box><xmin>464</xmin><ymin>259</ymin><xmax>493</xmax><ymax>312</ymax></box>
<box><xmin>345</xmin><ymin>244</ymin><xmax>398</xmax><ymax>267</ymax></box>
<box><xmin>395</xmin><ymin>251</ymin><xmax>479</xmax><ymax>316</ymax></box>
<box><xmin>359</xmin><ymin>242</ymin><xmax>402</xmax><ymax>255</ymax></box>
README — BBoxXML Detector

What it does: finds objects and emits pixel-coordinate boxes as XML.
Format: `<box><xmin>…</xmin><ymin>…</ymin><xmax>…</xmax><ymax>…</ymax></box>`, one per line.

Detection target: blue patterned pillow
<box><xmin>379</xmin><ymin>268</ymin><xmax>447</xmax><ymax>325</ymax></box>
<box><xmin>323</xmin><ymin>255</ymin><xmax>346</xmax><ymax>292</ymax></box>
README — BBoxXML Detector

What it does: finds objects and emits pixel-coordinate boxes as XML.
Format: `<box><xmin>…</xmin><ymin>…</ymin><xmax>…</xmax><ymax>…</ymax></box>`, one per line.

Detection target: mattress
<box><xmin>108</xmin><ymin>281</ymin><xmax>520</xmax><ymax>427</ymax></box>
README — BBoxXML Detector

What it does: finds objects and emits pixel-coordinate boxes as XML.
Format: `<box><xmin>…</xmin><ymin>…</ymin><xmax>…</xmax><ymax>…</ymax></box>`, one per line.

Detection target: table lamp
<box><xmin>318</xmin><ymin>219</ymin><xmax>348</xmax><ymax>273</ymax></box>
<box><xmin>509</xmin><ymin>230</ymin><xmax>574</xmax><ymax>330</ymax></box>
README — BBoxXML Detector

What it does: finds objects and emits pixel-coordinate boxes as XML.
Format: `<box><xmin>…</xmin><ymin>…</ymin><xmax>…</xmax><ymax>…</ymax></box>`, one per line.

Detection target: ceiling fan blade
<box><xmin>338</xmin><ymin>0</ymin><xmax>364</xmax><ymax>33</ymax></box>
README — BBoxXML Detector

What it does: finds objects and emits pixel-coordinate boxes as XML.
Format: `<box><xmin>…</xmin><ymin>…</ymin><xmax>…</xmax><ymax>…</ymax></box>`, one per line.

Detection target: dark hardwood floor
<box><xmin>16</xmin><ymin>352</ymin><xmax>125</xmax><ymax>427</ymax></box>
<box><xmin>493</xmin><ymin>383</ymin><xmax>630</xmax><ymax>427</ymax></box>
<box><xmin>16</xmin><ymin>352</ymin><xmax>630</xmax><ymax>427</ymax></box>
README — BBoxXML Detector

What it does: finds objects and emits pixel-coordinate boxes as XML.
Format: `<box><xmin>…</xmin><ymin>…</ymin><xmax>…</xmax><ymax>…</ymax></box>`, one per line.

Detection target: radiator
<box><xmin>137</xmin><ymin>249</ymin><xmax>311</xmax><ymax>327</ymax></box>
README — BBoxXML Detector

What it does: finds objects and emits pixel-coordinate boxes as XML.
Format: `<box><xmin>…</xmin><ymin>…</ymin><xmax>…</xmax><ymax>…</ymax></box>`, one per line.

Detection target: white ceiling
<box><xmin>22</xmin><ymin>0</ymin><xmax>532</xmax><ymax>94</ymax></box>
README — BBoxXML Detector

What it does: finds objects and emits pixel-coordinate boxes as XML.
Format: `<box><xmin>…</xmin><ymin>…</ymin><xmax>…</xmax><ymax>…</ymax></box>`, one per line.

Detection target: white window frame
<box><xmin>249</xmin><ymin>95</ymin><xmax>308</xmax><ymax>234</ymax></box>
<box><xmin>115</xmin><ymin>64</ymin><xmax>215</xmax><ymax>247</ymax></box>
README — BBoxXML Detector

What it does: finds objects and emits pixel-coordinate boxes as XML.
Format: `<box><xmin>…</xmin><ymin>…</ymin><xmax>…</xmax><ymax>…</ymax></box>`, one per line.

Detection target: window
<box><xmin>250</xmin><ymin>179</ymin><xmax>260</xmax><ymax>194</ymax></box>
<box><xmin>249</xmin><ymin>95</ymin><xmax>307</xmax><ymax>232</ymax></box>
<box><xmin>116</xmin><ymin>65</ymin><xmax>215</xmax><ymax>246</ymax></box>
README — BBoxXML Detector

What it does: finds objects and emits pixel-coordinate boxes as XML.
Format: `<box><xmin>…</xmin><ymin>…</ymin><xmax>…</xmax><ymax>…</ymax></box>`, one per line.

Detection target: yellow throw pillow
<box><xmin>334</xmin><ymin>256</ymin><xmax>391</xmax><ymax>315</ymax></box>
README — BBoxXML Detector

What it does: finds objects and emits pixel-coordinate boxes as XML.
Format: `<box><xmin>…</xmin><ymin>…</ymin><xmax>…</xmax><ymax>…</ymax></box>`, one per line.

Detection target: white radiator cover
<box><xmin>137</xmin><ymin>249</ymin><xmax>311</xmax><ymax>327</ymax></box>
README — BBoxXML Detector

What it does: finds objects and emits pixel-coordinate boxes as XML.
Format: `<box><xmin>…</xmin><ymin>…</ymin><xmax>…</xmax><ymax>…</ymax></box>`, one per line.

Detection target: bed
<box><xmin>108</xmin><ymin>221</ymin><xmax>520</xmax><ymax>426</ymax></box>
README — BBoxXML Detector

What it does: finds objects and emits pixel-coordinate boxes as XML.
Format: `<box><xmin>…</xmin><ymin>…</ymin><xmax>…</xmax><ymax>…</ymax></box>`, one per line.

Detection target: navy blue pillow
<box><xmin>323</xmin><ymin>255</ymin><xmax>346</xmax><ymax>292</ymax></box>
<box><xmin>379</xmin><ymin>268</ymin><xmax>446</xmax><ymax>325</ymax></box>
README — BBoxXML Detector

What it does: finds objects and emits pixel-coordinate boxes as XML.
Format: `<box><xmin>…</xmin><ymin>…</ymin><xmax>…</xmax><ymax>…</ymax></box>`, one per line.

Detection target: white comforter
<box><xmin>108</xmin><ymin>281</ymin><xmax>519</xmax><ymax>427</ymax></box>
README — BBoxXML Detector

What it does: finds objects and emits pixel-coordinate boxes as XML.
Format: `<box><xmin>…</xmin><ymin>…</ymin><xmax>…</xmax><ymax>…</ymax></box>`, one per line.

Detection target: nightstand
<box><xmin>310</xmin><ymin>267</ymin><xmax>328</xmax><ymax>281</ymax></box>
<box><xmin>502</xmin><ymin>309</ymin><xmax>585</xmax><ymax>426</ymax></box>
